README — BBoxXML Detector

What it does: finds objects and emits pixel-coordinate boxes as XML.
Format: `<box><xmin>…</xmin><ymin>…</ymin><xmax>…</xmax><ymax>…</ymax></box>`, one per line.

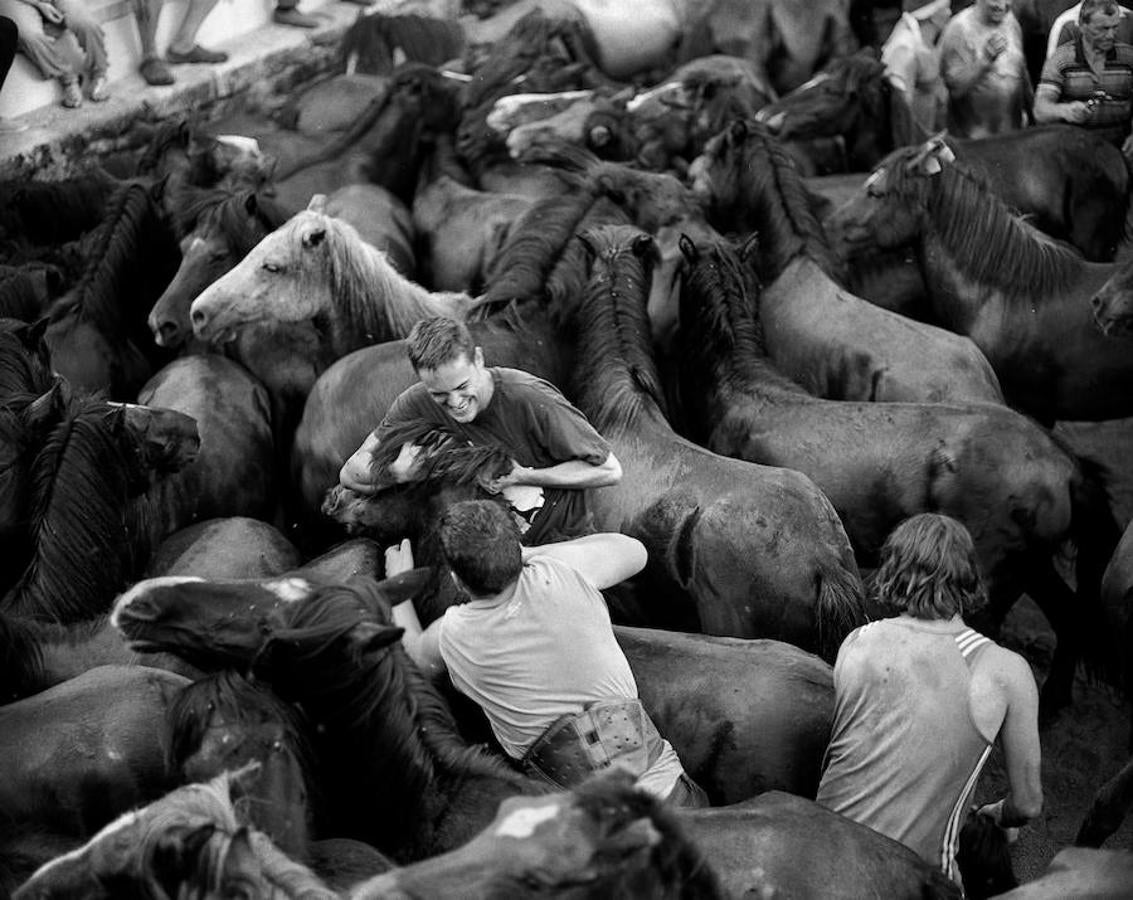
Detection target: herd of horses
<box><xmin>5</xmin><ymin>0</ymin><xmax>1133</xmax><ymax>895</ymax></box>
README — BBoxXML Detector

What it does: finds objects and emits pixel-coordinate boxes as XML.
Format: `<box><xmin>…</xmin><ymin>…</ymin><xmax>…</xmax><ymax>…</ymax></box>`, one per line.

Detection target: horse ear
<box><xmin>678</xmin><ymin>233</ymin><xmax>698</xmax><ymax>263</ymax></box>
<box><xmin>307</xmin><ymin>194</ymin><xmax>328</xmax><ymax>214</ymax></box>
<box><xmin>244</xmin><ymin>192</ymin><xmax>259</xmax><ymax>216</ymax></box>
<box><xmin>151</xmin><ymin>823</ymin><xmax>216</xmax><ymax>894</ymax></box>
<box><xmin>17</xmin><ymin>315</ymin><xmax>50</xmax><ymax>355</ymax></box>
<box><xmin>596</xmin><ymin>173</ymin><xmax>626</xmax><ymax>205</ymax></box>
<box><xmin>26</xmin><ymin>381</ymin><xmax>68</xmax><ymax>433</ymax></box>
<box><xmin>739</xmin><ymin>231</ymin><xmax>760</xmax><ymax>262</ymax></box>
<box><xmin>377</xmin><ymin>567</ymin><xmax>434</xmax><ymax>606</ymax></box>
<box><xmin>302</xmin><ymin>227</ymin><xmax>327</xmax><ymax>249</ymax></box>
<box><xmin>351</xmin><ymin>620</ymin><xmax>406</xmax><ymax>654</ymax></box>
<box><xmin>631</xmin><ymin>233</ymin><xmax>656</xmax><ymax>261</ymax></box>
<box><xmin>729</xmin><ymin>119</ymin><xmax>748</xmax><ymax>142</ymax></box>
<box><xmin>576</xmin><ymin>231</ymin><xmax>598</xmax><ymax>261</ymax></box>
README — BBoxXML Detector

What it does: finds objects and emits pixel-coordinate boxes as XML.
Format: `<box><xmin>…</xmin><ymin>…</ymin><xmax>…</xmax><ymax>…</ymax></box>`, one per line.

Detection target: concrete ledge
<box><xmin>0</xmin><ymin>0</ymin><xmax>366</xmax><ymax>180</ymax></box>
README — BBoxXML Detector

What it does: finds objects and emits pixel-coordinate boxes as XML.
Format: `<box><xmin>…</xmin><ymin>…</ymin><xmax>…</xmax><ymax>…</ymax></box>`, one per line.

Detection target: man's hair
<box><xmin>1080</xmin><ymin>0</ymin><xmax>1120</xmax><ymax>25</ymax></box>
<box><xmin>406</xmin><ymin>317</ymin><xmax>476</xmax><ymax>373</ymax></box>
<box><xmin>873</xmin><ymin>513</ymin><xmax>988</xmax><ymax>619</ymax></box>
<box><xmin>438</xmin><ymin>500</ymin><xmax>524</xmax><ymax>596</ymax></box>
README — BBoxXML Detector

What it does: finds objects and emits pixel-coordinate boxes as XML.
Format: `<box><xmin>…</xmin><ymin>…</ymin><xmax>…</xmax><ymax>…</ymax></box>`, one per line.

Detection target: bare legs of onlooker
<box><xmin>0</xmin><ymin>13</ymin><xmax>28</xmax><ymax>130</ymax></box>
<box><xmin>133</xmin><ymin>0</ymin><xmax>227</xmax><ymax>86</ymax></box>
<box><xmin>0</xmin><ymin>0</ymin><xmax>109</xmax><ymax>107</ymax></box>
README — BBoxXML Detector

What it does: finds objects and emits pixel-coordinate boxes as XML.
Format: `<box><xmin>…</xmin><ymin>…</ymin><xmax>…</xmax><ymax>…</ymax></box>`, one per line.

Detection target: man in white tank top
<box><xmin>385</xmin><ymin>499</ymin><xmax>708</xmax><ymax>807</ymax></box>
<box><xmin>816</xmin><ymin>513</ymin><xmax>1043</xmax><ymax>889</ymax></box>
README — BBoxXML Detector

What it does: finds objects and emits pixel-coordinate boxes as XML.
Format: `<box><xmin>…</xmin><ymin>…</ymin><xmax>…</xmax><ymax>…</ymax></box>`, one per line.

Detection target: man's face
<box><xmin>418</xmin><ymin>348</ymin><xmax>489</xmax><ymax>424</ymax></box>
<box><xmin>978</xmin><ymin>0</ymin><xmax>1010</xmax><ymax>25</ymax></box>
<box><xmin>1083</xmin><ymin>10</ymin><xmax>1121</xmax><ymax>53</ymax></box>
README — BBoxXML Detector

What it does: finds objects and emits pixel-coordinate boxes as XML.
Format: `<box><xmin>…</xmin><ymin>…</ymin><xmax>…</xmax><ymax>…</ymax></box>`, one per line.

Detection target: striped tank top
<box><xmin>815</xmin><ymin>617</ymin><xmax>993</xmax><ymax>885</ymax></box>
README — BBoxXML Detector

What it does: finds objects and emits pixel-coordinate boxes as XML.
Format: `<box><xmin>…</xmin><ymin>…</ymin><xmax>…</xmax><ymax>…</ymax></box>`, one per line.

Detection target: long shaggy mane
<box><xmin>878</xmin><ymin>146</ymin><xmax>1086</xmax><ymax>303</ymax></box>
<box><xmin>171</xmin><ymin>183</ymin><xmax>291</xmax><ymax>248</ymax></box>
<box><xmin>569</xmin><ymin>225</ymin><xmax>669</xmax><ymax>433</ymax></box>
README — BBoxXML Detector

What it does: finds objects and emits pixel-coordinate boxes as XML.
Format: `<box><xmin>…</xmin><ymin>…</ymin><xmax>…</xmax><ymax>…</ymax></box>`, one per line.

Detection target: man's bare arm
<box><xmin>494</xmin><ymin>451</ymin><xmax>623</xmax><ymax>492</ymax></box>
<box><xmin>524</xmin><ymin>532</ymin><xmax>647</xmax><ymax>590</ymax></box>
<box><xmin>339</xmin><ymin>430</ymin><xmax>382</xmax><ymax>495</ymax></box>
<box><xmin>981</xmin><ymin>652</ymin><xmax>1044</xmax><ymax>828</ymax></box>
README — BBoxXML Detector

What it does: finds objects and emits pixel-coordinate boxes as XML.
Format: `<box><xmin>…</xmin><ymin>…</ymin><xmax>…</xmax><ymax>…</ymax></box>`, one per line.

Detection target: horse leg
<box><xmin>1021</xmin><ymin>559</ymin><xmax>1082</xmax><ymax>721</ymax></box>
<box><xmin>1075</xmin><ymin>754</ymin><xmax>1133</xmax><ymax>847</ymax></box>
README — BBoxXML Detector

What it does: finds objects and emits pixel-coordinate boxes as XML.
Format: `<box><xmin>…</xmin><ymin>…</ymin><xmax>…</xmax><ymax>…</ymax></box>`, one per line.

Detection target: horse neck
<box><xmin>908</xmin><ymin>166</ymin><xmax>1086</xmax><ymax>319</ymax></box>
<box><xmin>35</xmin><ymin>616</ymin><xmax>126</xmax><ymax>688</ymax></box>
<box><xmin>301</xmin><ymin>643</ymin><xmax>528</xmax><ymax>860</ymax></box>
<box><xmin>325</xmin><ymin>232</ymin><xmax>471</xmax><ymax>354</ymax></box>
<box><xmin>741</xmin><ymin>145</ymin><xmax>844</xmax><ymax>282</ymax></box>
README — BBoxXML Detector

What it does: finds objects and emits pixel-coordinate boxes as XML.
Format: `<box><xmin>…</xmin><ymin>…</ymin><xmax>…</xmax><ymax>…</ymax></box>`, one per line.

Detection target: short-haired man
<box><xmin>939</xmin><ymin>0</ymin><xmax>1031</xmax><ymax>137</ymax></box>
<box><xmin>384</xmin><ymin>499</ymin><xmax>708</xmax><ymax>807</ymax></box>
<box><xmin>1045</xmin><ymin>0</ymin><xmax>1133</xmax><ymax>61</ymax></box>
<box><xmin>1034</xmin><ymin>0</ymin><xmax>1133</xmax><ymax>154</ymax></box>
<box><xmin>340</xmin><ymin>316</ymin><xmax>622</xmax><ymax>545</ymax></box>
<box><xmin>815</xmin><ymin>513</ymin><xmax>1042</xmax><ymax>890</ymax></box>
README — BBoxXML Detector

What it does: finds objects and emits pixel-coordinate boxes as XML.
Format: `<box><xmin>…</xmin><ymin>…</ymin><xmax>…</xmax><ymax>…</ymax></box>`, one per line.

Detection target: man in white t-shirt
<box><xmin>385</xmin><ymin>499</ymin><xmax>708</xmax><ymax>807</ymax></box>
<box><xmin>882</xmin><ymin>0</ymin><xmax>954</xmax><ymax>133</ymax></box>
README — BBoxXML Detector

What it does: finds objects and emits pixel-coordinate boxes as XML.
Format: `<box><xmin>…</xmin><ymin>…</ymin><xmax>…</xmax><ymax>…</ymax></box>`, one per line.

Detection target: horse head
<box><xmin>1092</xmin><ymin>258</ymin><xmax>1133</xmax><ymax>337</ymax></box>
<box><xmin>354</xmin><ymin>770</ymin><xmax>722</xmax><ymax>897</ymax></box>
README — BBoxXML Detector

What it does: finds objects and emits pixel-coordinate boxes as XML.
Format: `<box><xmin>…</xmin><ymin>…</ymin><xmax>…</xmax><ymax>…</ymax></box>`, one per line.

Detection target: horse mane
<box><xmin>678</xmin><ymin>238</ymin><xmax>804</xmax><ymax>397</ymax></box>
<box><xmin>482</xmin><ymin>190</ymin><xmax>600</xmax><ymax>307</ymax></box>
<box><xmin>172</xmin><ymin>182</ymin><xmax>292</xmax><ymax>249</ymax></box>
<box><xmin>287</xmin><ymin>210</ymin><xmax>469</xmax><ymax>344</ymax></box>
<box><xmin>261</xmin><ymin>580</ymin><xmax>530</xmax><ymax>845</ymax></box>
<box><xmin>48</xmin><ymin>181</ymin><xmax>178</xmax><ymax>340</ymax></box>
<box><xmin>366</xmin><ymin>422</ymin><xmax>514</xmax><ymax>490</ymax></box>
<box><xmin>568</xmin><ymin>225</ymin><xmax>669</xmax><ymax>433</ymax></box>
<box><xmin>166</xmin><ymin>670</ymin><xmax>318</xmax><ymax>785</ymax></box>
<box><xmin>0</xmin><ymin>267</ymin><xmax>47</xmax><ymax>322</ymax></box>
<box><xmin>6</xmin><ymin>397</ymin><xmax>148</xmax><ymax>622</ymax></box>
<box><xmin>0</xmin><ymin>610</ymin><xmax>44</xmax><ymax>703</ymax></box>
<box><xmin>570</xmin><ymin>772</ymin><xmax>725</xmax><ymax>898</ymax></box>
<box><xmin>880</xmin><ymin>146</ymin><xmax>1086</xmax><ymax>302</ymax></box>
<box><xmin>727</xmin><ymin>122</ymin><xmax>846</xmax><ymax>280</ymax></box>
<box><xmin>0</xmin><ymin>329</ymin><xmax>54</xmax><ymax>396</ymax></box>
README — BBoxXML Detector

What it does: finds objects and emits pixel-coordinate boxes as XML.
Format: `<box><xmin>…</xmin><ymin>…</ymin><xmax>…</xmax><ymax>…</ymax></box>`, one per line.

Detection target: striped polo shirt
<box><xmin>1040</xmin><ymin>35</ymin><xmax>1133</xmax><ymax>131</ymax></box>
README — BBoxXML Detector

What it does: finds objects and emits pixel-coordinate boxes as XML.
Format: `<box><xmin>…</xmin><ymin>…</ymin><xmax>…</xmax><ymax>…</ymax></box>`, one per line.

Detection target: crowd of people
<box><xmin>885</xmin><ymin>0</ymin><xmax>1133</xmax><ymax>154</ymax></box>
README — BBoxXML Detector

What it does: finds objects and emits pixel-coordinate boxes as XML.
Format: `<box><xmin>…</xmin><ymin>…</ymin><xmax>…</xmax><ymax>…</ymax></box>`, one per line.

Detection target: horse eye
<box><xmin>262</xmin><ymin>261</ymin><xmax>282</xmax><ymax>274</ymax></box>
<box><xmin>271</xmin><ymin>740</ymin><xmax>284</xmax><ymax>752</ymax></box>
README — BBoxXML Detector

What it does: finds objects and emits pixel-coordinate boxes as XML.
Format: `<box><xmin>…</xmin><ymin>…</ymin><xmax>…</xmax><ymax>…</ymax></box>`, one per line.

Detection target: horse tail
<box><xmin>1066</xmin><ymin>453</ymin><xmax>1124</xmax><ymax>687</ymax></box>
<box><xmin>816</xmin><ymin>559</ymin><xmax>871</xmax><ymax>664</ymax></box>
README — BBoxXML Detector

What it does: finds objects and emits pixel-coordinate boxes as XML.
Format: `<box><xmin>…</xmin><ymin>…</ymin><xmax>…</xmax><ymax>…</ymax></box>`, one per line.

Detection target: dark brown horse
<box><xmin>674</xmin><ymin>235</ymin><xmax>1114</xmax><ymax>712</ymax></box>
<box><xmin>755</xmin><ymin>51</ymin><xmax>1129</xmax><ymax>261</ymax></box>
<box><xmin>43</xmin><ymin>181</ymin><xmax>179</xmax><ymax>400</ymax></box>
<box><xmin>826</xmin><ymin>137</ymin><xmax>1133</xmax><ymax>423</ymax></box>
<box><xmin>688</xmin><ymin>120</ymin><xmax>1004</xmax><ymax>405</ymax></box>
<box><xmin>562</xmin><ymin>223</ymin><xmax>868</xmax><ymax>659</ymax></box>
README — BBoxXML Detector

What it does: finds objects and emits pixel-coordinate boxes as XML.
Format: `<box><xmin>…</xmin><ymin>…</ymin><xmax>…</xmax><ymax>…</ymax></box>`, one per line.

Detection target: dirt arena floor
<box><xmin>982</xmin><ymin>421</ymin><xmax>1133</xmax><ymax>882</ymax></box>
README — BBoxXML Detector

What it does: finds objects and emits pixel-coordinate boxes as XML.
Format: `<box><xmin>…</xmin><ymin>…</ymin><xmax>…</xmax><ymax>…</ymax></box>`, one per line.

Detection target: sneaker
<box><xmin>0</xmin><ymin>117</ymin><xmax>28</xmax><ymax>134</ymax></box>
<box><xmin>273</xmin><ymin>7</ymin><xmax>320</xmax><ymax>27</ymax></box>
<box><xmin>88</xmin><ymin>74</ymin><xmax>109</xmax><ymax>102</ymax></box>
<box><xmin>60</xmin><ymin>79</ymin><xmax>83</xmax><ymax>108</ymax></box>
<box><xmin>166</xmin><ymin>43</ymin><xmax>229</xmax><ymax>64</ymax></box>
<box><xmin>140</xmin><ymin>56</ymin><xmax>175</xmax><ymax>86</ymax></box>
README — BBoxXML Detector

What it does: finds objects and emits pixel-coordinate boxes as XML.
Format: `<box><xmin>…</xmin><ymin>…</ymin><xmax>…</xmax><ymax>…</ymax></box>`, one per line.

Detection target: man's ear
<box><xmin>473</xmin><ymin>346</ymin><xmax>485</xmax><ymax>368</ymax></box>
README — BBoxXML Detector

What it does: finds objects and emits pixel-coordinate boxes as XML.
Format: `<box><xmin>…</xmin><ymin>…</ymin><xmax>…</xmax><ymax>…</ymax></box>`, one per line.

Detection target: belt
<box><xmin>521</xmin><ymin>698</ymin><xmax>663</xmax><ymax>790</ymax></box>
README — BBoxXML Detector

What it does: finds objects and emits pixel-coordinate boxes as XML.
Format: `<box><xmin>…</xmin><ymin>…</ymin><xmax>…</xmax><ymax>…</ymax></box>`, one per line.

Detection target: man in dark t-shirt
<box><xmin>340</xmin><ymin>316</ymin><xmax>622</xmax><ymax>544</ymax></box>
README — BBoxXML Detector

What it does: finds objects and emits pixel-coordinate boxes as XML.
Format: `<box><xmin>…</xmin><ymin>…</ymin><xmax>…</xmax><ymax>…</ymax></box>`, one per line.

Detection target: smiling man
<box><xmin>339</xmin><ymin>316</ymin><xmax>622</xmax><ymax>545</ymax></box>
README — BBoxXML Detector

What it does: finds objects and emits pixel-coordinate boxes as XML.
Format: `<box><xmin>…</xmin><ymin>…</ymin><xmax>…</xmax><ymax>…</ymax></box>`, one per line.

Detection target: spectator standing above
<box><xmin>0</xmin><ymin>14</ymin><xmax>29</xmax><ymax>130</ymax></box>
<box><xmin>940</xmin><ymin>0</ymin><xmax>1031</xmax><ymax>136</ymax></box>
<box><xmin>133</xmin><ymin>0</ymin><xmax>227</xmax><ymax>87</ymax></box>
<box><xmin>384</xmin><ymin>501</ymin><xmax>708</xmax><ymax>807</ymax></box>
<box><xmin>815</xmin><ymin>513</ymin><xmax>1043</xmax><ymax>890</ymax></box>
<box><xmin>1045</xmin><ymin>0</ymin><xmax>1133</xmax><ymax>60</ymax></box>
<box><xmin>1034</xmin><ymin>0</ymin><xmax>1133</xmax><ymax>153</ymax></box>
<box><xmin>882</xmin><ymin>0</ymin><xmax>953</xmax><ymax>133</ymax></box>
<box><xmin>0</xmin><ymin>0</ymin><xmax>108</xmax><ymax>107</ymax></box>
<box><xmin>340</xmin><ymin>316</ymin><xmax>622</xmax><ymax>546</ymax></box>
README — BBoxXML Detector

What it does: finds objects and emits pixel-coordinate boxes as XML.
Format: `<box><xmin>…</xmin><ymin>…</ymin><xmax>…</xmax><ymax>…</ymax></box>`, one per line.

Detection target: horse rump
<box><xmin>816</xmin><ymin>559</ymin><xmax>872</xmax><ymax>664</ymax></box>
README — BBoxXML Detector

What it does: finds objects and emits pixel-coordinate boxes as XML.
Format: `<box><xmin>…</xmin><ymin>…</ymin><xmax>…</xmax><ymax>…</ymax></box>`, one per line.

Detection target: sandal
<box><xmin>140</xmin><ymin>56</ymin><xmax>174</xmax><ymax>86</ymax></box>
<box><xmin>60</xmin><ymin>79</ymin><xmax>82</xmax><ymax>109</ymax></box>
<box><xmin>166</xmin><ymin>43</ymin><xmax>229</xmax><ymax>64</ymax></box>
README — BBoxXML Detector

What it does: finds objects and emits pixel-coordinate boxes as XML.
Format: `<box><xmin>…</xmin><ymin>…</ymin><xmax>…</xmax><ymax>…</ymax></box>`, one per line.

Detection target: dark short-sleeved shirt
<box><xmin>379</xmin><ymin>367</ymin><xmax>611</xmax><ymax>544</ymax></box>
<box><xmin>1040</xmin><ymin>36</ymin><xmax>1133</xmax><ymax>133</ymax></box>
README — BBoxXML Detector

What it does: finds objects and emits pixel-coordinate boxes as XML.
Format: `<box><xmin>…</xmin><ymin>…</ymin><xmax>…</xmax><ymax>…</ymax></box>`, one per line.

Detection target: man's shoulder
<box><xmin>1044</xmin><ymin>39</ymin><xmax>1079</xmax><ymax>70</ymax></box>
<box><xmin>1111</xmin><ymin>41</ymin><xmax>1133</xmax><ymax>64</ymax></box>
<box><xmin>492</xmin><ymin>367</ymin><xmax>570</xmax><ymax>403</ymax></box>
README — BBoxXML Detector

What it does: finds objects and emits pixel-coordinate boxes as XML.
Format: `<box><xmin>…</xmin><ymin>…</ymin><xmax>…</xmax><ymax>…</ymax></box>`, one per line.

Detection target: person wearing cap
<box><xmin>1035</xmin><ymin>0</ymin><xmax>1133</xmax><ymax>155</ymax></box>
<box><xmin>1045</xmin><ymin>0</ymin><xmax>1133</xmax><ymax>61</ymax></box>
<box><xmin>939</xmin><ymin>0</ymin><xmax>1031</xmax><ymax>137</ymax></box>
<box><xmin>882</xmin><ymin>0</ymin><xmax>953</xmax><ymax>133</ymax></box>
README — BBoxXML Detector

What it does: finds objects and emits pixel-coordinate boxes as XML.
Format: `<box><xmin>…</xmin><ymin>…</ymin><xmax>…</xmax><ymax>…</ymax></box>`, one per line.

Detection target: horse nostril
<box><xmin>154</xmin><ymin>320</ymin><xmax>183</xmax><ymax>347</ymax></box>
<box><xmin>1091</xmin><ymin>295</ymin><xmax>1103</xmax><ymax>311</ymax></box>
<box><xmin>190</xmin><ymin>307</ymin><xmax>207</xmax><ymax>330</ymax></box>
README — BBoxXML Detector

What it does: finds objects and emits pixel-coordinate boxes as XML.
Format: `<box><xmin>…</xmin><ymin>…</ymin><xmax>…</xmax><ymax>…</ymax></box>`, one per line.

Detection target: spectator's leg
<box><xmin>56</xmin><ymin>0</ymin><xmax>108</xmax><ymax>98</ymax></box>
<box><xmin>273</xmin><ymin>0</ymin><xmax>320</xmax><ymax>29</ymax></box>
<box><xmin>166</xmin><ymin>0</ymin><xmax>226</xmax><ymax>61</ymax></box>
<box><xmin>0</xmin><ymin>13</ymin><xmax>29</xmax><ymax>130</ymax></box>
<box><xmin>132</xmin><ymin>0</ymin><xmax>174</xmax><ymax>85</ymax></box>
<box><xmin>0</xmin><ymin>0</ymin><xmax>74</xmax><ymax>79</ymax></box>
